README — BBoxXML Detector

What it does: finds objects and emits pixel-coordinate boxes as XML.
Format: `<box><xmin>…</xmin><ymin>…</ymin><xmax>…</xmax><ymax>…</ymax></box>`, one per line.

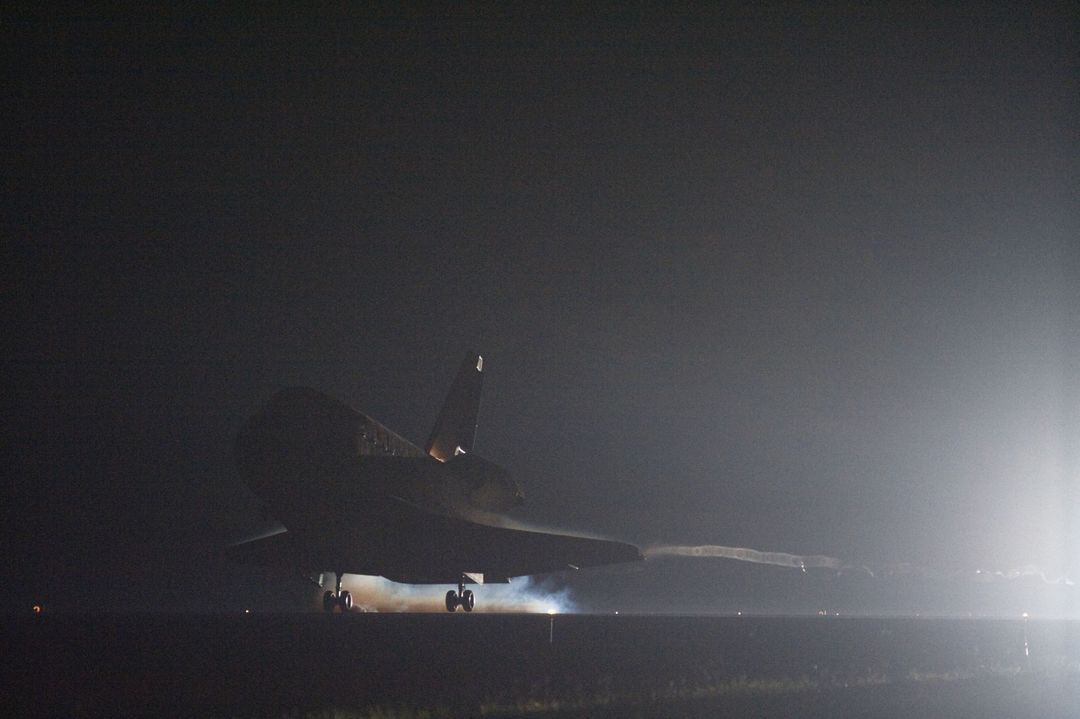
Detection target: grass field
<box><xmin>3</xmin><ymin>613</ymin><xmax>1078</xmax><ymax>717</ymax></box>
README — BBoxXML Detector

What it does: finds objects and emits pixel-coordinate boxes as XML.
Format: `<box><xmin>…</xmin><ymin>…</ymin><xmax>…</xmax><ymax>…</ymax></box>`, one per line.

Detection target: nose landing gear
<box><xmin>444</xmin><ymin>576</ymin><xmax>474</xmax><ymax>612</ymax></box>
<box><xmin>322</xmin><ymin>572</ymin><xmax>352</xmax><ymax>612</ymax></box>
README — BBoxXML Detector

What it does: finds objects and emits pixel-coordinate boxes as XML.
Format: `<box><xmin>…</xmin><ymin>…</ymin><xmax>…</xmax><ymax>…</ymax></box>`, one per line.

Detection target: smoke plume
<box><xmin>646</xmin><ymin>544</ymin><xmax>846</xmax><ymax>570</ymax></box>
<box><xmin>645</xmin><ymin>545</ymin><xmax>1075</xmax><ymax>587</ymax></box>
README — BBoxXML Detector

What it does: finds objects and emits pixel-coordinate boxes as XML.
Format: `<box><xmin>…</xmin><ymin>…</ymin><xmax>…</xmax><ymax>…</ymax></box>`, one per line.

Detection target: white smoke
<box><xmin>645</xmin><ymin>545</ymin><xmax>1075</xmax><ymax>587</ymax></box>
<box><xmin>646</xmin><ymin>544</ymin><xmax>846</xmax><ymax>571</ymax></box>
<box><xmin>324</xmin><ymin>574</ymin><xmax>575</xmax><ymax>613</ymax></box>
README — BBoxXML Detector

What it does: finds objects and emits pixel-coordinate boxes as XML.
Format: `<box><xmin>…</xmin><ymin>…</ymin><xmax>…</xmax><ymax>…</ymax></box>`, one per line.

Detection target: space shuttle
<box><xmin>228</xmin><ymin>353</ymin><xmax>642</xmax><ymax>611</ymax></box>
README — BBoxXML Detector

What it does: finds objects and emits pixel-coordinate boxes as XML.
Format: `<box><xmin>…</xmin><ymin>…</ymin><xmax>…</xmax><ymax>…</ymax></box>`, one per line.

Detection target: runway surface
<box><xmin>4</xmin><ymin>613</ymin><xmax>1078</xmax><ymax>717</ymax></box>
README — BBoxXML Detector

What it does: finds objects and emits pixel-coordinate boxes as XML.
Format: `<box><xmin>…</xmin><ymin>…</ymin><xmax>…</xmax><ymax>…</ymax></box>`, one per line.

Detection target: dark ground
<box><xmin>3</xmin><ymin>613</ymin><xmax>1078</xmax><ymax>718</ymax></box>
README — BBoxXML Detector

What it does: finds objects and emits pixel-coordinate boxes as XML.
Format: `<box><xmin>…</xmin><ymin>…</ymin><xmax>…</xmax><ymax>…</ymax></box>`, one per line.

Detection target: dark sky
<box><xmin>4</xmin><ymin>3</ymin><xmax>1078</xmax><ymax>614</ymax></box>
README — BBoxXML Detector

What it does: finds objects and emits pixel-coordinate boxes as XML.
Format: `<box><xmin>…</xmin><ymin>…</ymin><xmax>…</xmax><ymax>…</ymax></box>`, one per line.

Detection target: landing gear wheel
<box><xmin>323</xmin><ymin>591</ymin><xmax>337</xmax><ymax>613</ymax></box>
<box><xmin>445</xmin><ymin>575</ymin><xmax>476</xmax><ymax>612</ymax></box>
<box><xmin>338</xmin><ymin>590</ymin><xmax>352</xmax><ymax>611</ymax></box>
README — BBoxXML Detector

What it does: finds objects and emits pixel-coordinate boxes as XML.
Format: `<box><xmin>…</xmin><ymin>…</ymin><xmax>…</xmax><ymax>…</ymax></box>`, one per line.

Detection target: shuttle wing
<box><xmin>226</xmin><ymin>529</ymin><xmax>305</xmax><ymax>568</ymax></box>
<box><xmin>227</xmin><ymin>497</ymin><xmax>642</xmax><ymax>585</ymax></box>
<box><xmin>375</xmin><ymin>498</ymin><xmax>643</xmax><ymax>582</ymax></box>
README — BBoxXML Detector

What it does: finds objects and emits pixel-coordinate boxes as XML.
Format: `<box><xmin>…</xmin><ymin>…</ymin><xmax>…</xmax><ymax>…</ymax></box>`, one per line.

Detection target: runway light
<box><xmin>244</xmin><ymin>609</ymin><xmax>251</xmax><ymax>614</ymax></box>
<box><xmin>32</xmin><ymin>604</ymin><xmax>41</xmax><ymax>615</ymax></box>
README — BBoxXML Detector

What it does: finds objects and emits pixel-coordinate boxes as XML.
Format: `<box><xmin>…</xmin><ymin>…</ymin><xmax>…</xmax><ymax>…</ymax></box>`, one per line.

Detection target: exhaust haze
<box><xmin>329</xmin><ymin>574</ymin><xmax>574</xmax><ymax>614</ymax></box>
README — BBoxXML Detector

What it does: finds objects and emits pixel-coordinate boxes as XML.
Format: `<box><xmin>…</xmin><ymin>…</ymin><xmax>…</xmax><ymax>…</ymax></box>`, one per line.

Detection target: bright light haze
<box><xmin>4</xmin><ymin>3</ymin><xmax>1077</xmax><ymax>615</ymax></box>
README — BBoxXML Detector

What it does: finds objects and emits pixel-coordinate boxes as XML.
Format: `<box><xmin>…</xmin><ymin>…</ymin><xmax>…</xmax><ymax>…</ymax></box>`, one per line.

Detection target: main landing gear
<box><xmin>322</xmin><ymin>572</ymin><xmax>352</xmax><ymax>613</ymax></box>
<box><xmin>445</xmin><ymin>576</ymin><xmax>474</xmax><ymax>612</ymax></box>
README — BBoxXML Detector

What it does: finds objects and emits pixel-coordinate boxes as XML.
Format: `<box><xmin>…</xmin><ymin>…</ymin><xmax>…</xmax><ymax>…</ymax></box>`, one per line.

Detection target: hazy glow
<box><xmin>972</xmin><ymin>566</ymin><xmax>1074</xmax><ymax>586</ymax></box>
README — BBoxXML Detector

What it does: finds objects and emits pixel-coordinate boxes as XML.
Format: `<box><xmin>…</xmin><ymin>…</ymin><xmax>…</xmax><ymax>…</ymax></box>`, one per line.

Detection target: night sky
<box><xmin>4</xmin><ymin>4</ymin><xmax>1078</xmax><ymax>615</ymax></box>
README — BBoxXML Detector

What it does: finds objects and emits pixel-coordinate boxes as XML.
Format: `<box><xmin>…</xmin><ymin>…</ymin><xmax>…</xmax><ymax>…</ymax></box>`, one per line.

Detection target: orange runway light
<box><xmin>32</xmin><ymin>604</ymin><xmax>41</xmax><ymax>614</ymax></box>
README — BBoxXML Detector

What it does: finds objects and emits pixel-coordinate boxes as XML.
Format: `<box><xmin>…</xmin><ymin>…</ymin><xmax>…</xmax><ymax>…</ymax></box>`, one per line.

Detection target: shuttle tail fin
<box><xmin>426</xmin><ymin>352</ymin><xmax>484</xmax><ymax>462</ymax></box>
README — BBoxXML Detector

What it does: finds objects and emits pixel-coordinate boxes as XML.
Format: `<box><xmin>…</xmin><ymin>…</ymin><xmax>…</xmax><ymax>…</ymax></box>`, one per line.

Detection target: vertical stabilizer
<box><xmin>426</xmin><ymin>352</ymin><xmax>484</xmax><ymax>462</ymax></box>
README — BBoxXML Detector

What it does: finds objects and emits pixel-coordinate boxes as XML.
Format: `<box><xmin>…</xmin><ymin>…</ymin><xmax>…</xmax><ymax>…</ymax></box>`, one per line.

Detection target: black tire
<box><xmin>323</xmin><ymin>591</ymin><xmax>337</xmax><ymax>613</ymax></box>
<box><xmin>462</xmin><ymin>589</ymin><xmax>475</xmax><ymax>612</ymax></box>
<box><xmin>338</xmin><ymin>590</ymin><xmax>352</xmax><ymax>611</ymax></box>
<box><xmin>445</xmin><ymin>590</ymin><xmax>458</xmax><ymax>612</ymax></box>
